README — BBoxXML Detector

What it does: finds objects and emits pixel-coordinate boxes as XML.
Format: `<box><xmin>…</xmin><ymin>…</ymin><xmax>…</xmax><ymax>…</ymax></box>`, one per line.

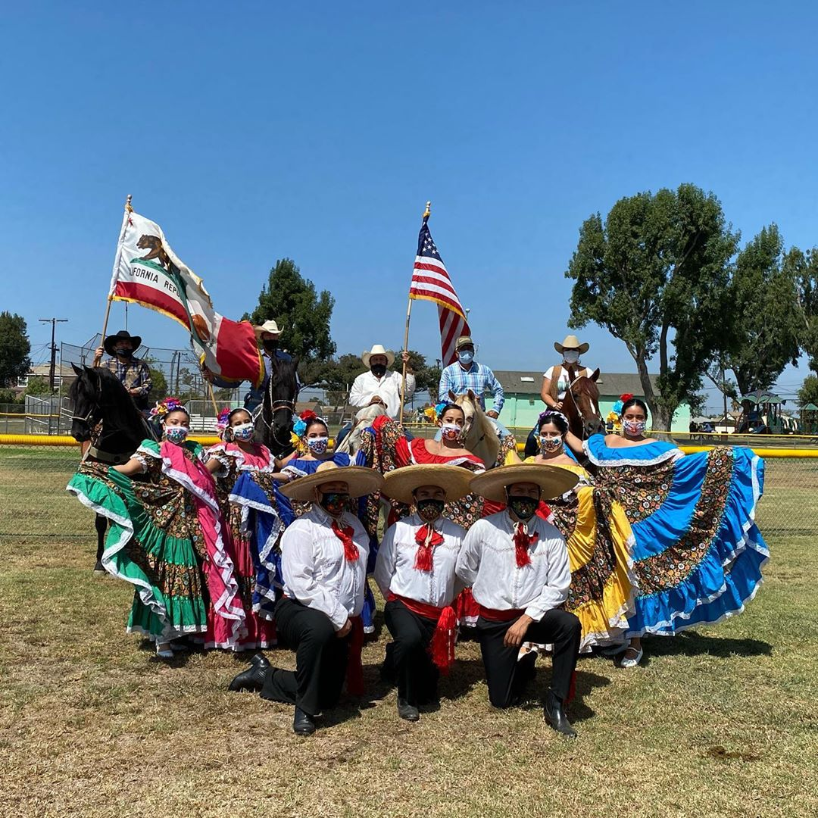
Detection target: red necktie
<box><xmin>513</xmin><ymin>523</ymin><xmax>538</xmax><ymax>568</ymax></box>
<box><xmin>414</xmin><ymin>524</ymin><xmax>445</xmax><ymax>572</ymax></box>
<box><xmin>331</xmin><ymin>521</ymin><xmax>359</xmax><ymax>562</ymax></box>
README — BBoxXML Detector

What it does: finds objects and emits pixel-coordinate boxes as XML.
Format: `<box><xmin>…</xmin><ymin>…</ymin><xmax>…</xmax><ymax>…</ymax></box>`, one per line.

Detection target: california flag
<box><xmin>109</xmin><ymin>210</ymin><xmax>263</xmax><ymax>387</ymax></box>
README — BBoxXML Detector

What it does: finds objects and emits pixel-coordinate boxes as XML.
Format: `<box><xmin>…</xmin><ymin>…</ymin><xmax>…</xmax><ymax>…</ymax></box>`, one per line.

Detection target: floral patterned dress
<box><xmin>67</xmin><ymin>439</ymin><xmax>244</xmax><ymax>647</ymax></box>
<box><xmin>207</xmin><ymin>441</ymin><xmax>277</xmax><ymax>649</ymax></box>
<box><xmin>584</xmin><ymin>435</ymin><xmax>769</xmax><ymax>637</ymax></box>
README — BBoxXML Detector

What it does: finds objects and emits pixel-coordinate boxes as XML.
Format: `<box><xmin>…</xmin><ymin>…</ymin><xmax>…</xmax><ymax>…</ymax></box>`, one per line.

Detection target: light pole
<box><xmin>39</xmin><ymin>318</ymin><xmax>68</xmax><ymax>391</ymax></box>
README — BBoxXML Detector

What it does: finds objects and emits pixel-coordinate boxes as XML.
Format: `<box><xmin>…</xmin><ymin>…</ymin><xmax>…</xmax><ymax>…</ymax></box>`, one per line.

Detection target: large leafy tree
<box><xmin>787</xmin><ymin>247</ymin><xmax>818</xmax><ymax>372</ymax></box>
<box><xmin>0</xmin><ymin>312</ymin><xmax>31</xmax><ymax>387</ymax></box>
<box><xmin>716</xmin><ymin>225</ymin><xmax>801</xmax><ymax>396</ymax></box>
<box><xmin>797</xmin><ymin>374</ymin><xmax>818</xmax><ymax>407</ymax></box>
<box><xmin>566</xmin><ymin>184</ymin><xmax>739</xmax><ymax>430</ymax></box>
<box><xmin>245</xmin><ymin>258</ymin><xmax>336</xmax><ymax>365</ymax></box>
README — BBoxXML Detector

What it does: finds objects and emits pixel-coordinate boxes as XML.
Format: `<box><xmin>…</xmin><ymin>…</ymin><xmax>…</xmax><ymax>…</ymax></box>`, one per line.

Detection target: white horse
<box><xmin>334</xmin><ymin>403</ymin><xmax>388</xmax><ymax>455</ymax></box>
<box><xmin>451</xmin><ymin>389</ymin><xmax>502</xmax><ymax>468</ymax></box>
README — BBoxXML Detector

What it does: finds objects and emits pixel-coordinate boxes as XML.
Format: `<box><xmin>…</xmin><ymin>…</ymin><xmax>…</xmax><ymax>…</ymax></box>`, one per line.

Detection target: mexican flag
<box><xmin>109</xmin><ymin>210</ymin><xmax>263</xmax><ymax>387</ymax></box>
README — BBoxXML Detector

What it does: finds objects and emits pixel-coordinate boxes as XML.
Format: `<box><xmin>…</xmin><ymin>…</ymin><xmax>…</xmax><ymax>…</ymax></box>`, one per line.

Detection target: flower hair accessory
<box><xmin>150</xmin><ymin>397</ymin><xmax>185</xmax><ymax>418</ymax></box>
<box><xmin>293</xmin><ymin>409</ymin><xmax>325</xmax><ymax>438</ymax></box>
<box><xmin>216</xmin><ymin>407</ymin><xmax>231</xmax><ymax>432</ymax></box>
<box><xmin>538</xmin><ymin>409</ymin><xmax>568</xmax><ymax>425</ymax></box>
<box><xmin>620</xmin><ymin>393</ymin><xmax>634</xmax><ymax>403</ymax></box>
<box><xmin>434</xmin><ymin>402</ymin><xmax>448</xmax><ymax>420</ymax></box>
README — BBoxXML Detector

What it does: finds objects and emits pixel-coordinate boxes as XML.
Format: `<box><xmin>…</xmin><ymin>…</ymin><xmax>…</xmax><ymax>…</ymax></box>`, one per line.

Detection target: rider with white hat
<box><xmin>348</xmin><ymin>344</ymin><xmax>414</xmax><ymax>420</ymax></box>
<box><xmin>541</xmin><ymin>334</ymin><xmax>595</xmax><ymax>412</ymax></box>
<box><xmin>244</xmin><ymin>319</ymin><xmax>297</xmax><ymax>412</ymax></box>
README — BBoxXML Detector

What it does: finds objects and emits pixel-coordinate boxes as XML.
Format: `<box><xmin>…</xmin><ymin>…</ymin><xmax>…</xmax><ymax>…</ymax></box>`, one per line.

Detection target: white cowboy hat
<box><xmin>554</xmin><ymin>334</ymin><xmax>589</xmax><ymax>355</ymax></box>
<box><xmin>279</xmin><ymin>461</ymin><xmax>383</xmax><ymax>502</ymax></box>
<box><xmin>470</xmin><ymin>463</ymin><xmax>578</xmax><ymax>503</ymax></box>
<box><xmin>255</xmin><ymin>320</ymin><xmax>282</xmax><ymax>336</ymax></box>
<box><xmin>362</xmin><ymin>344</ymin><xmax>395</xmax><ymax>368</ymax></box>
<box><xmin>383</xmin><ymin>465</ymin><xmax>474</xmax><ymax>505</ymax></box>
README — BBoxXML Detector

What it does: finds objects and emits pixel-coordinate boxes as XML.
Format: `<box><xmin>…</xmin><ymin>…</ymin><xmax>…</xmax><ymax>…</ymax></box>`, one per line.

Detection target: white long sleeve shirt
<box><xmin>374</xmin><ymin>513</ymin><xmax>466</xmax><ymax>609</ymax></box>
<box><xmin>280</xmin><ymin>506</ymin><xmax>370</xmax><ymax>630</ymax></box>
<box><xmin>455</xmin><ymin>511</ymin><xmax>571</xmax><ymax>622</ymax></box>
<box><xmin>348</xmin><ymin>369</ymin><xmax>416</xmax><ymax>419</ymax></box>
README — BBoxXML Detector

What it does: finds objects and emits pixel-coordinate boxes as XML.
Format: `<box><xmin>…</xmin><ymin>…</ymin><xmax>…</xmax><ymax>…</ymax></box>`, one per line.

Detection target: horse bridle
<box><xmin>564</xmin><ymin>378</ymin><xmax>601</xmax><ymax>440</ymax></box>
<box><xmin>259</xmin><ymin>398</ymin><xmax>297</xmax><ymax>448</ymax></box>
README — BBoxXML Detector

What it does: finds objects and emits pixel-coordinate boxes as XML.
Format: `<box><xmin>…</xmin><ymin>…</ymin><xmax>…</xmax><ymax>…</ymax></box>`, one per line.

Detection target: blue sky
<box><xmin>4</xmin><ymin>2</ymin><xmax>818</xmax><ymax>409</ymax></box>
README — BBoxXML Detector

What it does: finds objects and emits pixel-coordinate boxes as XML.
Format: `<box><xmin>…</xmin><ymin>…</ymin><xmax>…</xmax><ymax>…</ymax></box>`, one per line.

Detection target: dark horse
<box><xmin>68</xmin><ymin>364</ymin><xmax>156</xmax><ymax>569</ymax></box>
<box><xmin>524</xmin><ymin>367</ymin><xmax>604</xmax><ymax>458</ymax></box>
<box><xmin>254</xmin><ymin>355</ymin><xmax>300</xmax><ymax>459</ymax></box>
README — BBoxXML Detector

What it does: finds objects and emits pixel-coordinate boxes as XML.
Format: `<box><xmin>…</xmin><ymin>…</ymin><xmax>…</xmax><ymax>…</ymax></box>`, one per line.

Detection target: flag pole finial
<box><xmin>423</xmin><ymin>201</ymin><xmax>431</xmax><ymax>219</ymax></box>
<box><xmin>125</xmin><ymin>194</ymin><xmax>133</xmax><ymax>213</ymax></box>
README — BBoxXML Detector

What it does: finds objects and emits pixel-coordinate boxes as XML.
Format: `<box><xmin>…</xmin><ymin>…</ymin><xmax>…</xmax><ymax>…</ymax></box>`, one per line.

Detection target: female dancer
<box><xmin>67</xmin><ymin>398</ymin><xmax>244</xmax><ymax>657</ymax></box>
<box><xmin>510</xmin><ymin>411</ymin><xmax>636</xmax><ymax>650</ymax></box>
<box><xmin>205</xmin><ymin>407</ymin><xmax>277</xmax><ymax>649</ymax></box>
<box><xmin>580</xmin><ymin>395</ymin><xmax>768</xmax><ymax>667</ymax></box>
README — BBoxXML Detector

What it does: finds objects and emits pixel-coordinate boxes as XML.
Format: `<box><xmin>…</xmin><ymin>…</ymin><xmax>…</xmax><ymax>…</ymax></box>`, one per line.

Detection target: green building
<box><xmin>487</xmin><ymin>370</ymin><xmax>692</xmax><ymax>433</ymax></box>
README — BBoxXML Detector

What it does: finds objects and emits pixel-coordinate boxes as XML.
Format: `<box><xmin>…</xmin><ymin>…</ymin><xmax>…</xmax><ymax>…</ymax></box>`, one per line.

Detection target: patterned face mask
<box><xmin>623</xmin><ymin>419</ymin><xmax>647</xmax><ymax>437</ymax></box>
<box><xmin>164</xmin><ymin>425</ymin><xmax>189</xmax><ymax>444</ymax></box>
<box><xmin>507</xmin><ymin>495</ymin><xmax>539</xmax><ymax>522</ymax></box>
<box><xmin>416</xmin><ymin>498</ymin><xmax>446</xmax><ymax>522</ymax></box>
<box><xmin>232</xmin><ymin>422</ymin><xmax>255</xmax><ymax>442</ymax></box>
<box><xmin>440</xmin><ymin>423</ymin><xmax>462</xmax><ymax>441</ymax></box>
<box><xmin>307</xmin><ymin>436</ymin><xmax>329</xmax><ymax>455</ymax></box>
<box><xmin>320</xmin><ymin>492</ymin><xmax>349</xmax><ymax>516</ymax></box>
<box><xmin>539</xmin><ymin>435</ymin><xmax>563</xmax><ymax>454</ymax></box>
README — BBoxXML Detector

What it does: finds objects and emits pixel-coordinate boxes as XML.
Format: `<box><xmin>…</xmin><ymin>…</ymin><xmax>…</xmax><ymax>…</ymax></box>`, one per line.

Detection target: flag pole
<box><xmin>96</xmin><ymin>195</ymin><xmax>133</xmax><ymax>367</ymax></box>
<box><xmin>205</xmin><ymin>380</ymin><xmax>219</xmax><ymax>419</ymax></box>
<box><xmin>399</xmin><ymin>200</ymin><xmax>430</xmax><ymax>426</ymax></box>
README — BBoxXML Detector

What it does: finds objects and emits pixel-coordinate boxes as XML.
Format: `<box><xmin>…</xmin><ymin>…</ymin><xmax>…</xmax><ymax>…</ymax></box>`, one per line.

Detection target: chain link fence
<box><xmin>1</xmin><ymin>441</ymin><xmax>814</xmax><ymax>546</ymax></box>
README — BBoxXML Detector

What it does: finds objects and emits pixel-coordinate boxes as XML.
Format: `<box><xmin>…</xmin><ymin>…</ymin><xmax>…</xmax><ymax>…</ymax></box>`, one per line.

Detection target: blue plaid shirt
<box><xmin>438</xmin><ymin>361</ymin><xmax>504</xmax><ymax>413</ymax></box>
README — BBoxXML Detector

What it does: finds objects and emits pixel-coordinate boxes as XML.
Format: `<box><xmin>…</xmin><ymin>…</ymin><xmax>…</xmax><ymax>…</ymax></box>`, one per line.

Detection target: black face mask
<box><xmin>114</xmin><ymin>346</ymin><xmax>133</xmax><ymax>358</ymax></box>
<box><xmin>263</xmin><ymin>340</ymin><xmax>279</xmax><ymax>352</ymax></box>
<box><xmin>370</xmin><ymin>364</ymin><xmax>387</xmax><ymax>377</ymax></box>
<box><xmin>320</xmin><ymin>492</ymin><xmax>350</xmax><ymax>516</ymax></box>
<box><xmin>416</xmin><ymin>498</ymin><xmax>446</xmax><ymax>522</ymax></box>
<box><xmin>507</xmin><ymin>495</ymin><xmax>539</xmax><ymax>522</ymax></box>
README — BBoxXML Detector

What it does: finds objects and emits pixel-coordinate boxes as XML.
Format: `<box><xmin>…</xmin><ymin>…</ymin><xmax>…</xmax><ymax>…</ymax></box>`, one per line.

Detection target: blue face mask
<box><xmin>458</xmin><ymin>350</ymin><xmax>474</xmax><ymax>365</ymax></box>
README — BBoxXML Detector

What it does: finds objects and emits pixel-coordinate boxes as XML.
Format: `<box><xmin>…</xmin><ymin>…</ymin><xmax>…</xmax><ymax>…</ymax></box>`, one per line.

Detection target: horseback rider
<box><xmin>244</xmin><ymin>319</ymin><xmax>299</xmax><ymax>412</ymax></box>
<box><xmin>438</xmin><ymin>336</ymin><xmax>504</xmax><ymax>419</ymax></box>
<box><xmin>348</xmin><ymin>344</ymin><xmax>414</xmax><ymax>420</ymax></box>
<box><xmin>541</xmin><ymin>335</ymin><xmax>595</xmax><ymax>412</ymax></box>
<box><xmin>92</xmin><ymin>330</ymin><xmax>152</xmax><ymax>412</ymax></box>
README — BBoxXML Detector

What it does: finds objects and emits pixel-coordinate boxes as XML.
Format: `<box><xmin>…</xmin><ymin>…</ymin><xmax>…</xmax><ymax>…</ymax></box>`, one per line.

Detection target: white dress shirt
<box><xmin>348</xmin><ymin>369</ymin><xmax>416</xmax><ymax>419</ymax></box>
<box><xmin>280</xmin><ymin>506</ymin><xmax>370</xmax><ymax>630</ymax></box>
<box><xmin>543</xmin><ymin>365</ymin><xmax>595</xmax><ymax>400</ymax></box>
<box><xmin>374</xmin><ymin>513</ymin><xmax>466</xmax><ymax>609</ymax></box>
<box><xmin>455</xmin><ymin>511</ymin><xmax>571</xmax><ymax>621</ymax></box>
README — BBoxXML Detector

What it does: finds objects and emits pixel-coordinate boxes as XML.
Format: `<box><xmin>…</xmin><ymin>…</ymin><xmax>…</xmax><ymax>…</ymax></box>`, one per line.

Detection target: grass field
<box><xmin>1</xmin><ymin>446</ymin><xmax>817</xmax><ymax>817</ymax></box>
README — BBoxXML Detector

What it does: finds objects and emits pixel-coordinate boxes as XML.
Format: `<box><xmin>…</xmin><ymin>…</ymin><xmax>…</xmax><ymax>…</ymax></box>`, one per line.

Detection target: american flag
<box><xmin>410</xmin><ymin>215</ymin><xmax>471</xmax><ymax>365</ymax></box>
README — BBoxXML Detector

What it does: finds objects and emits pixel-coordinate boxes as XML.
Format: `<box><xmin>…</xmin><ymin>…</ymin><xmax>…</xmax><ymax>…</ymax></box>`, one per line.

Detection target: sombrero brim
<box><xmin>470</xmin><ymin>464</ymin><xmax>578</xmax><ymax>503</ymax></box>
<box><xmin>554</xmin><ymin>341</ymin><xmax>590</xmax><ymax>355</ymax></box>
<box><xmin>104</xmin><ymin>334</ymin><xmax>142</xmax><ymax>355</ymax></box>
<box><xmin>280</xmin><ymin>466</ymin><xmax>383</xmax><ymax>501</ymax></box>
<box><xmin>382</xmin><ymin>465</ymin><xmax>474</xmax><ymax>505</ymax></box>
<box><xmin>362</xmin><ymin>350</ymin><xmax>395</xmax><ymax>368</ymax></box>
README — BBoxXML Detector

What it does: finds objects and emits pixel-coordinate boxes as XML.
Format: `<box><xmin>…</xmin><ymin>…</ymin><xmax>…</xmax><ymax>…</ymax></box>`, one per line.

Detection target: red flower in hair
<box><xmin>299</xmin><ymin>410</ymin><xmax>317</xmax><ymax>422</ymax></box>
<box><xmin>620</xmin><ymin>393</ymin><xmax>634</xmax><ymax>403</ymax></box>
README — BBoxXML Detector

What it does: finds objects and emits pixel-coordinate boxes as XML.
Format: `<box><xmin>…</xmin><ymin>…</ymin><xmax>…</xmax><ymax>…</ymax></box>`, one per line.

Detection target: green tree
<box><xmin>797</xmin><ymin>374</ymin><xmax>818</xmax><ymax>407</ymax></box>
<box><xmin>566</xmin><ymin>184</ymin><xmax>740</xmax><ymax>430</ymax></box>
<box><xmin>24</xmin><ymin>376</ymin><xmax>52</xmax><ymax>396</ymax></box>
<box><xmin>788</xmin><ymin>247</ymin><xmax>818</xmax><ymax>372</ymax></box>
<box><xmin>245</xmin><ymin>258</ymin><xmax>336</xmax><ymax>364</ymax></box>
<box><xmin>0</xmin><ymin>312</ymin><xmax>31</xmax><ymax>387</ymax></box>
<box><xmin>717</xmin><ymin>225</ymin><xmax>801</xmax><ymax>396</ymax></box>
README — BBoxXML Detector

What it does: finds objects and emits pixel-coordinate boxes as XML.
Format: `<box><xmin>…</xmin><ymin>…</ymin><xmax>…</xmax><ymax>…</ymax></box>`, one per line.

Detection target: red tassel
<box><xmin>429</xmin><ymin>605</ymin><xmax>457</xmax><ymax>674</ymax></box>
<box><xmin>513</xmin><ymin>523</ymin><xmax>537</xmax><ymax>568</ymax></box>
<box><xmin>566</xmin><ymin>669</ymin><xmax>577</xmax><ymax>705</ymax></box>
<box><xmin>331</xmin><ymin>521</ymin><xmax>359</xmax><ymax>562</ymax></box>
<box><xmin>345</xmin><ymin>616</ymin><xmax>365</xmax><ymax>696</ymax></box>
<box><xmin>414</xmin><ymin>524</ymin><xmax>444</xmax><ymax>571</ymax></box>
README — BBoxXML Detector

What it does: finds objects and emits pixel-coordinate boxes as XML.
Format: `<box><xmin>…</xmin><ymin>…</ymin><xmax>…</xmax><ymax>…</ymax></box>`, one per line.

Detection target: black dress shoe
<box><xmin>544</xmin><ymin>690</ymin><xmax>577</xmax><ymax>739</ymax></box>
<box><xmin>228</xmin><ymin>661</ymin><xmax>268</xmax><ymax>692</ymax></box>
<box><xmin>293</xmin><ymin>707</ymin><xmax>316</xmax><ymax>736</ymax></box>
<box><xmin>93</xmin><ymin>560</ymin><xmax>105</xmax><ymax>573</ymax></box>
<box><xmin>397</xmin><ymin>698</ymin><xmax>420</xmax><ymax>722</ymax></box>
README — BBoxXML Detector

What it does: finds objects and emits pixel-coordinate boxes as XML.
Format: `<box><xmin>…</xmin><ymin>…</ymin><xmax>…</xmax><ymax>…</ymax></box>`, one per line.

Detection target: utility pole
<box><xmin>39</xmin><ymin>318</ymin><xmax>68</xmax><ymax>391</ymax></box>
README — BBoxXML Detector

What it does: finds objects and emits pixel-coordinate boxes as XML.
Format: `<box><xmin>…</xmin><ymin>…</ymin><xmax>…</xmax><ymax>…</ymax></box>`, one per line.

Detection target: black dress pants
<box><xmin>476</xmin><ymin>609</ymin><xmax>581</xmax><ymax>708</ymax></box>
<box><xmin>260</xmin><ymin>597</ymin><xmax>350</xmax><ymax>717</ymax></box>
<box><xmin>383</xmin><ymin>598</ymin><xmax>440</xmax><ymax>707</ymax></box>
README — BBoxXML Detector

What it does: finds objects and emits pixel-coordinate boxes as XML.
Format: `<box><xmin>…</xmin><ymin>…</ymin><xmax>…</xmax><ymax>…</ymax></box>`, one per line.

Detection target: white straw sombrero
<box><xmin>383</xmin><ymin>465</ymin><xmax>474</xmax><ymax>505</ymax></box>
<box><xmin>279</xmin><ymin>462</ymin><xmax>383</xmax><ymax>501</ymax></box>
<box><xmin>470</xmin><ymin>463</ymin><xmax>579</xmax><ymax>502</ymax></box>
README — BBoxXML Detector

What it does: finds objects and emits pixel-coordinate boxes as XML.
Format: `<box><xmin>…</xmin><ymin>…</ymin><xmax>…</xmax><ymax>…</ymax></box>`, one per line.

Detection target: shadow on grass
<box><xmin>642</xmin><ymin>631</ymin><xmax>773</xmax><ymax>662</ymax></box>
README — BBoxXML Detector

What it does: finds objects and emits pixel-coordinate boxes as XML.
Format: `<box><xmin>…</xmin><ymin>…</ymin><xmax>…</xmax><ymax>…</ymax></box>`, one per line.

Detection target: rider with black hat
<box><xmin>92</xmin><ymin>330</ymin><xmax>153</xmax><ymax>411</ymax></box>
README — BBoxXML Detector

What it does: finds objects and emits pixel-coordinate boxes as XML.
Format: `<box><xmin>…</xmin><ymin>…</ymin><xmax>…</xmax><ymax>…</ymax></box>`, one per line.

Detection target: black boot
<box><xmin>293</xmin><ymin>707</ymin><xmax>316</xmax><ymax>736</ymax></box>
<box><xmin>397</xmin><ymin>698</ymin><xmax>420</xmax><ymax>722</ymax></box>
<box><xmin>228</xmin><ymin>655</ymin><xmax>270</xmax><ymax>693</ymax></box>
<box><xmin>544</xmin><ymin>690</ymin><xmax>577</xmax><ymax>739</ymax></box>
<box><xmin>93</xmin><ymin>560</ymin><xmax>105</xmax><ymax>573</ymax></box>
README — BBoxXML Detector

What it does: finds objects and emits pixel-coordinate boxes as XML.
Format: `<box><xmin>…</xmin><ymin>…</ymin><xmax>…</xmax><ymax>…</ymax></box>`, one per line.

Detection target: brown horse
<box><xmin>563</xmin><ymin>368</ymin><xmax>604</xmax><ymax>439</ymax></box>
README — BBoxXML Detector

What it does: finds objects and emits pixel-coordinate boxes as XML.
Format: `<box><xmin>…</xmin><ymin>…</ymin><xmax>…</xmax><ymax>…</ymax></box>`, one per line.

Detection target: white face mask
<box><xmin>232</xmin><ymin>422</ymin><xmax>255</xmax><ymax>442</ymax></box>
<box><xmin>458</xmin><ymin>350</ymin><xmax>474</xmax><ymax>365</ymax></box>
<box><xmin>539</xmin><ymin>435</ymin><xmax>563</xmax><ymax>453</ymax></box>
<box><xmin>563</xmin><ymin>350</ymin><xmax>580</xmax><ymax>364</ymax></box>
<box><xmin>440</xmin><ymin>422</ymin><xmax>462</xmax><ymax>441</ymax></box>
